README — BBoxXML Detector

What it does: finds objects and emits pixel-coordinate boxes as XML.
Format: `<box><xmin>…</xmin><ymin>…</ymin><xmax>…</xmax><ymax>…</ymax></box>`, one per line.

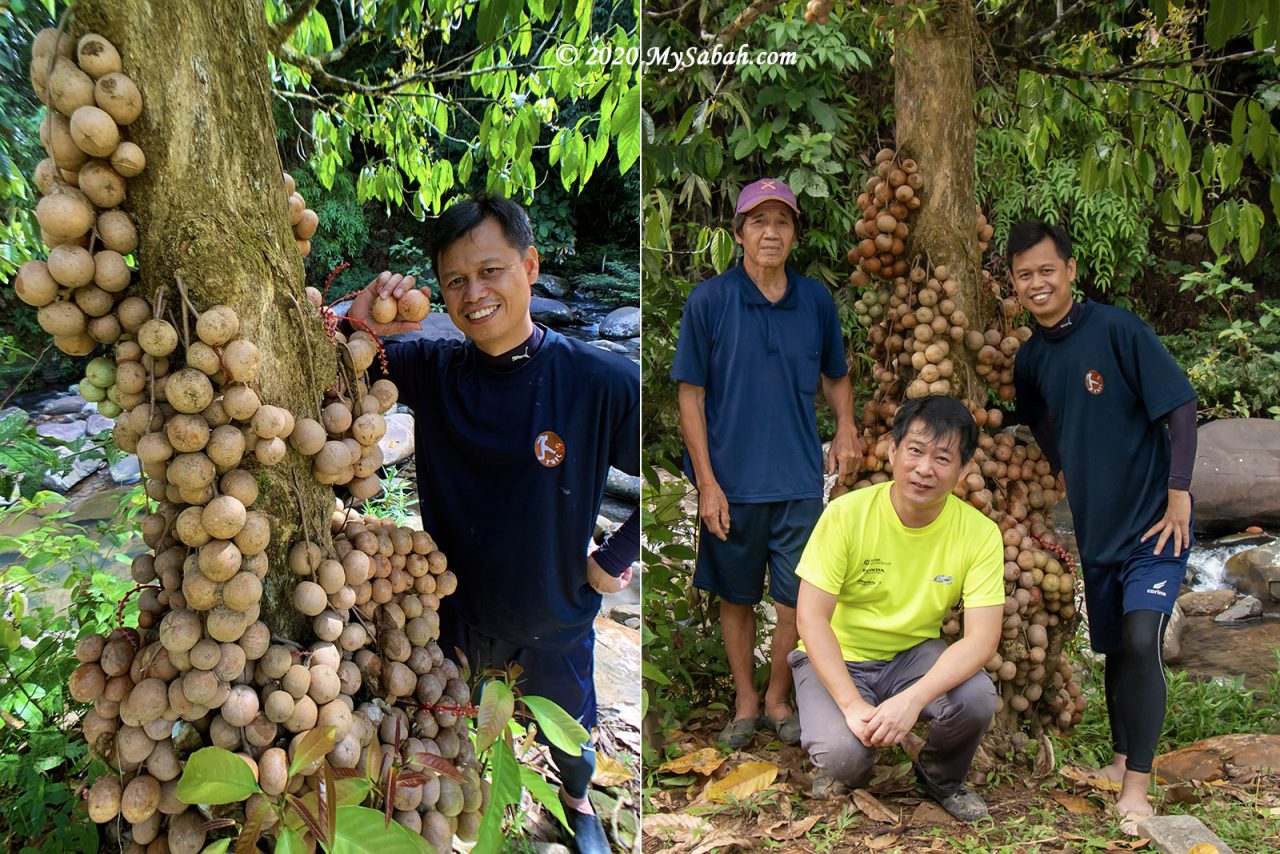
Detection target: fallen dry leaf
<box><xmin>642</xmin><ymin>812</ymin><xmax>713</xmax><ymax>842</ymax></box>
<box><xmin>1104</xmin><ymin>839</ymin><xmax>1149</xmax><ymax>851</ymax></box>
<box><xmin>864</xmin><ymin>833</ymin><xmax>900</xmax><ymax>850</ymax></box>
<box><xmin>1049</xmin><ymin>791</ymin><xmax>1099</xmax><ymax>814</ymax></box>
<box><xmin>704</xmin><ymin>761</ymin><xmax>779</xmax><ymax>803</ymax></box>
<box><xmin>852</xmin><ymin>789</ymin><xmax>899</xmax><ymax>823</ymax></box>
<box><xmin>909</xmin><ymin>800</ymin><xmax>955</xmax><ymax>825</ymax></box>
<box><xmin>659</xmin><ymin>747</ymin><xmax>726</xmax><ymax>777</ymax></box>
<box><xmin>774</xmin><ymin>814</ymin><xmax>821</xmax><ymax>840</ymax></box>
<box><xmin>1061</xmin><ymin>764</ymin><xmax>1122</xmax><ymax>792</ymax></box>
<box><xmin>1033</xmin><ymin>731</ymin><xmax>1056</xmax><ymax>778</ymax></box>
<box><xmin>591</xmin><ymin>753</ymin><xmax>634</xmax><ymax>787</ymax></box>
<box><xmin>688</xmin><ymin>830</ymin><xmax>756</xmax><ymax>854</ymax></box>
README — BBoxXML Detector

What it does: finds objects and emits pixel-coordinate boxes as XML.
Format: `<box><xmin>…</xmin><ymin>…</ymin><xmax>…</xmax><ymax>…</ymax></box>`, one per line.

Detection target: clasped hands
<box><xmin>843</xmin><ymin>691</ymin><xmax>923</xmax><ymax>748</ymax></box>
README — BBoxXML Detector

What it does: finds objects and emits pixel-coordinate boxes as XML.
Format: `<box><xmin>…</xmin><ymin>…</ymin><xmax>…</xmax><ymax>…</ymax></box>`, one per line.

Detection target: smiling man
<box><xmin>347</xmin><ymin>195</ymin><xmax>639</xmax><ymax>853</ymax></box>
<box><xmin>1008</xmin><ymin>220</ymin><xmax>1197</xmax><ymax>823</ymax></box>
<box><xmin>672</xmin><ymin>178</ymin><xmax>861</xmax><ymax>750</ymax></box>
<box><xmin>791</xmin><ymin>396</ymin><xmax>1003</xmax><ymax>821</ymax></box>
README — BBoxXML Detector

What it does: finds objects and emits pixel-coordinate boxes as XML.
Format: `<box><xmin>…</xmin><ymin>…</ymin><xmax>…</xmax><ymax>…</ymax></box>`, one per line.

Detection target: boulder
<box><xmin>1224</xmin><ymin>544</ymin><xmax>1280</xmax><ymax>603</ymax></box>
<box><xmin>42</xmin><ymin>394</ymin><xmax>88</xmax><ymax>416</ymax></box>
<box><xmin>1192</xmin><ymin>418</ymin><xmax>1280</xmax><ymax>534</ymax></box>
<box><xmin>605</xmin><ymin>467</ymin><xmax>640</xmax><ymax>502</ymax></box>
<box><xmin>379</xmin><ymin>413</ymin><xmax>415</xmax><ymax>466</ymax></box>
<box><xmin>36</xmin><ymin>420</ymin><xmax>88</xmax><ymax>443</ymax></box>
<box><xmin>109</xmin><ymin>455</ymin><xmax>141</xmax><ymax>485</ymax></box>
<box><xmin>1214</xmin><ymin>594</ymin><xmax>1262</xmax><ymax>623</ymax></box>
<box><xmin>43</xmin><ymin>456</ymin><xmax>104</xmax><ymax>492</ymax></box>
<box><xmin>588</xmin><ymin>339</ymin><xmax>630</xmax><ymax>355</ymax></box>
<box><xmin>1135</xmin><ymin>815</ymin><xmax>1235</xmax><ymax>854</ymax></box>
<box><xmin>1163</xmin><ymin>603</ymin><xmax>1186</xmax><ymax>663</ymax></box>
<box><xmin>1176</xmin><ymin>588</ymin><xmax>1236</xmax><ymax>616</ymax></box>
<box><xmin>390</xmin><ymin>312</ymin><xmax>465</xmax><ymax>343</ymax></box>
<box><xmin>533</xmin><ymin>274</ymin><xmax>571</xmax><ymax>299</ymax></box>
<box><xmin>1154</xmin><ymin>733</ymin><xmax>1280</xmax><ymax>784</ymax></box>
<box><xmin>529</xmin><ymin>297</ymin><xmax>575</xmax><ymax>326</ymax></box>
<box><xmin>599</xmin><ymin>306</ymin><xmax>641</xmax><ymax>340</ymax></box>
<box><xmin>86</xmin><ymin>413</ymin><xmax>114</xmax><ymax>435</ymax></box>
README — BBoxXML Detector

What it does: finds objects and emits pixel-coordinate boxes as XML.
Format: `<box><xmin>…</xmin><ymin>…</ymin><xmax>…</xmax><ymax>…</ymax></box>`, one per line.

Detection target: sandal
<box><xmin>716</xmin><ymin>715</ymin><xmax>762</xmax><ymax>750</ymax></box>
<box><xmin>764</xmin><ymin>711</ymin><xmax>802</xmax><ymax>746</ymax></box>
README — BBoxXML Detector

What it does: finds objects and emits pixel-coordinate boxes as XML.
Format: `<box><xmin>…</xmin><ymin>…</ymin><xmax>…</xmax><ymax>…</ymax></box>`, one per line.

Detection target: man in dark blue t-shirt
<box><xmin>348</xmin><ymin>196</ymin><xmax>638</xmax><ymax>854</ymax></box>
<box><xmin>1009</xmin><ymin>220</ymin><xmax>1197</xmax><ymax>824</ymax></box>
<box><xmin>672</xmin><ymin>178</ymin><xmax>861</xmax><ymax>750</ymax></box>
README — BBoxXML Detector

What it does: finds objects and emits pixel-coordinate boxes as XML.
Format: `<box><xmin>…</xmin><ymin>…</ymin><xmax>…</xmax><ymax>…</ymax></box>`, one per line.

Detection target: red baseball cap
<box><xmin>735</xmin><ymin>178</ymin><xmax>800</xmax><ymax>216</ymax></box>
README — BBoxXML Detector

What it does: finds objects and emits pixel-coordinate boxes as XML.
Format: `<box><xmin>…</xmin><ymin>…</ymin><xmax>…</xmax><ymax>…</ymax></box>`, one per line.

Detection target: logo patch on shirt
<box><xmin>534</xmin><ymin>431</ymin><xmax>565</xmax><ymax>467</ymax></box>
<box><xmin>1085</xmin><ymin>369</ymin><xmax>1105</xmax><ymax>394</ymax></box>
<box><xmin>933</xmin><ymin>575</ymin><xmax>953</xmax><ymax>585</ymax></box>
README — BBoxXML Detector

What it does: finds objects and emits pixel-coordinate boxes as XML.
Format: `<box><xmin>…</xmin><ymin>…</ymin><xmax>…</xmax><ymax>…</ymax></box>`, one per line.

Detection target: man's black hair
<box><xmin>891</xmin><ymin>395</ymin><xmax>979</xmax><ymax>463</ymax></box>
<box><xmin>1005</xmin><ymin>220</ymin><xmax>1072</xmax><ymax>271</ymax></box>
<box><xmin>427</xmin><ymin>194</ymin><xmax>533</xmax><ymax>283</ymax></box>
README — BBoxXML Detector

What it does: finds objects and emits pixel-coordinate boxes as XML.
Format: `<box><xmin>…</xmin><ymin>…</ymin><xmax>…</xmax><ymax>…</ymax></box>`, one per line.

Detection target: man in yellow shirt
<box><xmin>792</xmin><ymin>395</ymin><xmax>1005</xmax><ymax>821</ymax></box>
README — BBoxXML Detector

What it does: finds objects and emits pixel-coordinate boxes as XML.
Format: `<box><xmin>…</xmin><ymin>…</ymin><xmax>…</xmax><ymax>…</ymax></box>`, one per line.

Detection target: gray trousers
<box><xmin>789</xmin><ymin>638</ymin><xmax>996</xmax><ymax>795</ymax></box>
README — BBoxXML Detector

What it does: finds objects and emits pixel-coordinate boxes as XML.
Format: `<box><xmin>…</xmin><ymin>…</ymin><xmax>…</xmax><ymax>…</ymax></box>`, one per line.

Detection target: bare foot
<box><xmin>1083</xmin><ymin>757</ymin><xmax>1127</xmax><ymax>785</ymax></box>
<box><xmin>1115</xmin><ymin>769</ymin><xmax>1155</xmax><ymax>831</ymax></box>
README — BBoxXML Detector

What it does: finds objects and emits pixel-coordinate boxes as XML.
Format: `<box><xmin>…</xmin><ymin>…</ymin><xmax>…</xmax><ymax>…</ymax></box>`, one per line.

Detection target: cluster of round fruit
<box><xmin>283</xmin><ymin>172</ymin><xmax>318</xmax><ymax>258</ymax></box>
<box><xmin>16</xmin><ymin>28</ymin><xmax>143</xmax><ymax>364</ymax></box>
<box><xmin>847</xmin><ymin>147</ymin><xmax>924</xmax><ymax>286</ymax></box>
<box><xmin>803</xmin><ymin>0</ymin><xmax>835</xmax><ymax>24</ymax></box>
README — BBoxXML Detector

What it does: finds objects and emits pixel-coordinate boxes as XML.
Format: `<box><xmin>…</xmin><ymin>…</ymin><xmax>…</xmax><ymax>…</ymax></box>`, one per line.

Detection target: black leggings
<box><xmin>1102</xmin><ymin>610</ymin><xmax>1170</xmax><ymax>773</ymax></box>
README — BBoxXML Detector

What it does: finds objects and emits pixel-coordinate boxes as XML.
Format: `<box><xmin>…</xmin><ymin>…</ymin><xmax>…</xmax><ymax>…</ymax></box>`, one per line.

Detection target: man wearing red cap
<box><xmin>672</xmin><ymin>178</ymin><xmax>861</xmax><ymax>748</ymax></box>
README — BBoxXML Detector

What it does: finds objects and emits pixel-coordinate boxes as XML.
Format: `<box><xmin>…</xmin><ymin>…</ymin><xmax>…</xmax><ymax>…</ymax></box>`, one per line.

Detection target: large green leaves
<box><xmin>522</xmin><ymin>695</ymin><xmax>590</xmax><ymax>755</ymax></box>
<box><xmin>329</xmin><ymin>805</ymin><xmax>432</xmax><ymax>854</ymax></box>
<box><xmin>475</xmin><ymin>680</ymin><xmax>515</xmax><ymax>754</ymax></box>
<box><xmin>176</xmin><ymin>747</ymin><xmax>260</xmax><ymax>805</ymax></box>
<box><xmin>472</xmin><ymin>738</ymin><xmax>522</xmax><ymax>854</ymax></box>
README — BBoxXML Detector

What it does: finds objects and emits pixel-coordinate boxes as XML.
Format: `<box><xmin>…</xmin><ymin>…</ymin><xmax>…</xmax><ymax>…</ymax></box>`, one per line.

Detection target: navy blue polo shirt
<box><xmin>383</xmin><ymin>329</ymin><xmax>639</xmax><ymax>650</ymax></box>
<box><xmin>1013</xmin><ymin>300</ymin><xmax>1195</xmax><ymax>567</ymax></box>
<box><xmin>671</xmin><ymin>264</ymin><xmax>847</xmax><ymax>503</ymax></box>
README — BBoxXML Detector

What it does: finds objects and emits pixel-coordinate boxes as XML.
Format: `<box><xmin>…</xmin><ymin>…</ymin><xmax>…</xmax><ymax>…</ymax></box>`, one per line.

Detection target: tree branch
<box><xmin>1022</xmin><ymin>0</ymin><xmax>1087</xmax><ymax>47</ymax></box>
<box><xmin>714</xmin><ymin>0</ymin><xmax>787</xmax><ymax>47</ymax></box>
<box><xmin>1022</xmin><ymin>46</ymin><xmax>1275</xmax><ymax>83</ymax></box>
<box><xmin>272</xmin><ymin>0</ymin><xmax>320</xmax><ymax>47</ymax></box>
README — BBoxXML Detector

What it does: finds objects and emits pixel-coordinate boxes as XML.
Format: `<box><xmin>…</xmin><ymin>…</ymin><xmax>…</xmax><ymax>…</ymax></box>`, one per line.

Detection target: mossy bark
<box><xmin>78</xmin><ymin>0</ymin><xmax>338</xmax><ymax>640</ymax></box>
<box><xmin>894</xmin><ymin>0</ymin><xmax>988</xmax><ymax>403</ymax></box>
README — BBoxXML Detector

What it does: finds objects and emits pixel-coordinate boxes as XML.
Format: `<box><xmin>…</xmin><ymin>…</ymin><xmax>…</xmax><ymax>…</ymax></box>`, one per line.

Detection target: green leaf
<box><xmin>522</xmin><ymin>695</ymin><xmax>589</xmax><ymax>755</ymax></box>
<box><xmin>519</xmin><ymin>765</ymin><xmax>569</xmax><ymax>830</ymax></box>
<box><xmin>200</xmin><ymin>841</ymin><xmax>231</xmax><ymax>854</ymax></box>
<box><xmin>275</xmin><ymin>829</ymin><xmax>306</xmax><ymax>854</ymax></box>
<box><xmin>642</xmin><ymin>660</ymin><xmax>671</xmax><ymax>685</ymax></box>
<box><xmin>289</xmin><ymin>725</ymin><xmax>338</xmax><ymax>776</ymax></box>
<box><xmin>476</xmin><ymin>680</ymin><xmax>515</xmax><ymax>754</ymax></box>
<box><xmin>1238</xmin><ymin>202</ymin><xmax>1263</xmax><ymax>263</ymax></box>
<box><xmin>614</xmin><ymin>85</ymin><xmax>640</xmax><ymax>175</ymax></box>
<box><xmin>176</xmin><ymin>747</ymin><xmax>259</xmax><ymax>805</ymax></box>
<box><xmin>710</xmin><ymin>228</ymin><xmax>735</xmax><ymax>274</ymax></box>
<box><xmin>329</xmin><ymin>805</ymin><xmax>431</xmax><ymax>854</ymax></box>
<box><xmin>473</xmin><ymin>739</ymin><xmax>522</xmax><ymax>854</ymax></box>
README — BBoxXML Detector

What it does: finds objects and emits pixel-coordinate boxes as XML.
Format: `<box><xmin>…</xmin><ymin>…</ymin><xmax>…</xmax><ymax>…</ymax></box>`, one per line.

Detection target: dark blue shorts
<box><xmin>437</xmin><ymin>603</ymin><xmax>596</xmax><ymax>737</ymax></box>
<box><xmin>1081</xmin><ymin>517</ymin><xmax>1194</xmax><ymax>655</ymax></box>
<box><xmin>693</xmin><ymin>498</ymin><xmax>823</xmax><ymax>608</ymax></box>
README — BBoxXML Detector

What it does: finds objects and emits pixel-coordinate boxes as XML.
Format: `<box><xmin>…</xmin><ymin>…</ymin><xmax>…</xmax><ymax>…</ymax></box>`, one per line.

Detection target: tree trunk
<box><xmin>78</xmin><ymin>0</ymin><xmax>337</xmax><ymax>639</ymax></box>
<box><xmin>894</xmin><ymin>0</ymin><xmax>988</xmax><ymax>402</ymax></box>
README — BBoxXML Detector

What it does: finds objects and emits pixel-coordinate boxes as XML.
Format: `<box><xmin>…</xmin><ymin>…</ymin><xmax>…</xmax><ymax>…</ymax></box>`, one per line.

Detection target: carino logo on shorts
<box><xmin>1145</xmin><ymin>579</ymin><xmax>1169</xmax><ymax>597</ymax></box>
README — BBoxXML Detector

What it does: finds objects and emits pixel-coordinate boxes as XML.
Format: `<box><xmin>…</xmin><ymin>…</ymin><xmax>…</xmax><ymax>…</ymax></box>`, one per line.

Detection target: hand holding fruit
<box><xmin>348</xmin><ymin>270</ymin><xmax>431</xmax><ymax>337</ymax></box>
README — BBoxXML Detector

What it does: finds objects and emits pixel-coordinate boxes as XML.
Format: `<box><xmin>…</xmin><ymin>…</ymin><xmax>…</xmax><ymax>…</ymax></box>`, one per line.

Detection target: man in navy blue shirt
<box><xmin>1009</xmin><ymin>220</ymin><xmax>1197</xmax><ymax>825</ymax></box>
<box><xmin>348</xmin><ymin>196</ymin><xmax>639</xmax><ymax>853</ymax></box>
<box><xmin>672</xmin><ymin>179</ymin><xmax>860</xmax><ymax>750</ymax></box>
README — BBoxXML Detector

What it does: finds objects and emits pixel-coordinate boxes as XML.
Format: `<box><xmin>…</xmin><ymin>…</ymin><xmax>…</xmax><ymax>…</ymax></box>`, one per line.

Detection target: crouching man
<box><xmin>790</xmin><ymin>395</ymin><xmax>1005</xmax><ymax>821</ymax></box>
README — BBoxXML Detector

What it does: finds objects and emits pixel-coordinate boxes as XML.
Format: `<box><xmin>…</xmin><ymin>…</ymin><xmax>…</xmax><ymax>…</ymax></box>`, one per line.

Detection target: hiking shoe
<box><xmin>566</xmin><ymin>806</ymin><xmax>611</xmax><ymax>854</ymax></box>
<box><xmin>764</xmin><ymin>712</ymin><xmax>802</xmax><ymax>746</ymax></box>
<box><xmin>716</xmin><ymin>715</ymin><xmax>761</xmax><ymax>750</ymax></box>
<box><xmin>929</xmin><ymin>786</ymin><xmax>989</xmax><ymax>822</ymax></box>
<box><xmin>809</xmin><ymin>770</ymin><xmax>850</xmax><ymax>800</ymax></box>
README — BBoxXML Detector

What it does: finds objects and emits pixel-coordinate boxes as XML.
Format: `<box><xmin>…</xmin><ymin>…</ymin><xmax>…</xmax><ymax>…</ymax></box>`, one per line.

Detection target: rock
<box><xmin>43</xmin><ymin>456</ymin><xmax>104</xmax><ymax>492</ymax></box>
<box><xmin>594</xmin><ymin>513</ymin><xmax>617</xmax><ymax>544</ymax></box>
<box><xmin>1135</xmin><ymin>815</ymin><xmax>1234</xmax><ymax>854</ymax></box>
<box><xmin>36</xmin><ymin>420</ymin><xmax>87</xmax><ymax>443</ymax></box>
<box><xmin>529</xmin><ymin>296</ymin><xmax>575</xmax><ymax>326</ymax></box>
<box><xmin>1192</xmin><ymin>418</ymin><xmax>1280</xmax><ymax>534</ymax></box>
<box><xmin>605</xmin><ymin>467</ymin><xmax>640</xmax><ymax>502</ymax></box>
<box><xmin>588</xmin><ymin>339</ymin><xmax>630</xmax><ymax>355</ymax></box>
<box><xmin>1176</xmin><ymin>588</ymin><xmax>1236</xmax><ymax>616</ymax></box>
<box><xmin>1163</xmin><ymin>603</ymin><xmax>1186</xmax><ymax>663</ymax></box>
<box><xmin>387</xmin><ymin>312</ymin><xmax>465</xmax><ymax>344</ymax></box>
<box><xmin>86</xmin><ymin>413</ymin><xmax>114</xmax><ymax>435</ymax></box>
<box><xmin>109</xmin><ymin>455</ymin><xmax>141</xmax><ymax>485</ymax></box>
<box><xmin>42</xmin><ymin>395</ymin><xmax>88</xmax><ymax>416</ymax></box>
<box><xmin>1224</xmin><ymin>544</ymin><xmax>1280</xmax><ymax>603</ymax></box>
<box><xmin>379</xmin><ymin>413</ymin><xmax>415</xmax><ymax>466</ymax></box>
<box><xmin>599</xmin><ymin>306</ymin><xmax>640</xmax><ymax>340</ymax></box>
<box><xmin>0</xmin><ymin>406</ymin><xmax>27</xmax><ymax>424</ymax></box>
<box><xmin>1214</xmin><ymin>594</ymin><xmax>1262</xmax><ymax>623</ymax></box>
<box><xmin>1154</xmin><ymin>734</ymin><xmax>1280</xmax><ymax>784</ymax></box>
<box><xmin>593</xmin><ymin>615</ymin><xmax>640</xmax><ymax>719</ymax></box>
<box><xmin>1209</xmin><ymin>531</ymin><xmax>1274</xmax><ymax>549</ymax></box>
<box><xmin>610</xmin><ymin>602</ymin><xmax>640</xmax><ymax>626</ymax></box>
<box><xmin>533</xmin><ymin>274</ymin><xmax>571</xmax><ymax>299</ymax></box>
<box><xmin>533</xmin><ymin>845</ymin><xmax>572</xmax><ymax>854</ymax></box>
